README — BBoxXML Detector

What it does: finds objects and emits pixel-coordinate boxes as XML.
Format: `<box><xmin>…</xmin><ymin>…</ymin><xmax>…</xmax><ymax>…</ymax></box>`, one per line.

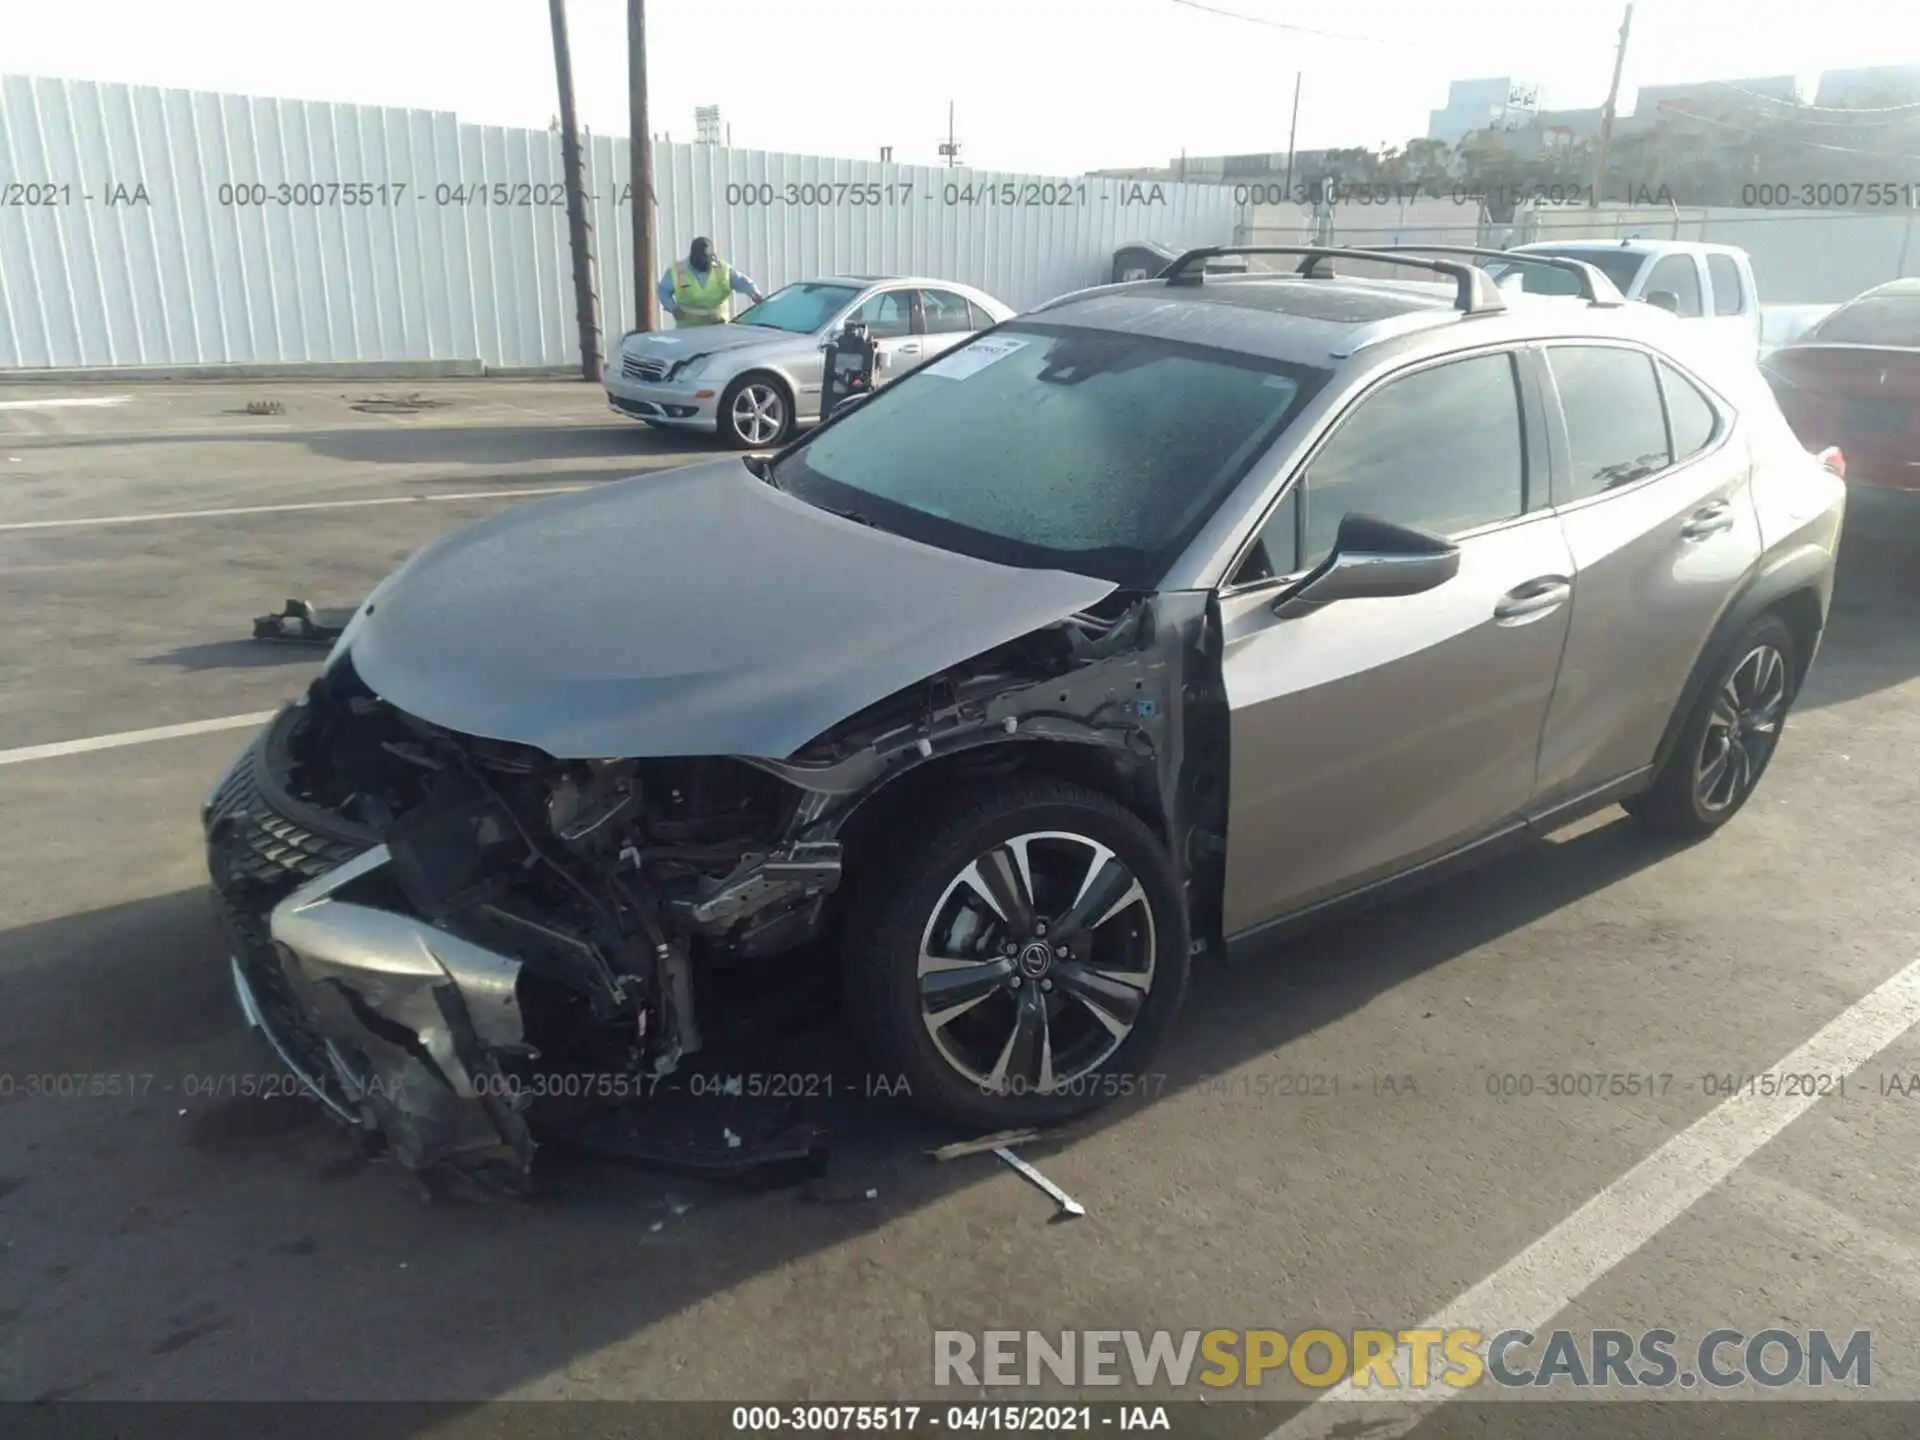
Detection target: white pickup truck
<box><xmin>1488</xmin><ymin>239</ymin><xmax>1765</xmax><ymax>359</ymax></box>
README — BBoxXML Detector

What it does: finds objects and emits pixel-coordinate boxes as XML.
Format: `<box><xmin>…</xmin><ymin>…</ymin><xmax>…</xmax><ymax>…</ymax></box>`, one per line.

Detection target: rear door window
<box><xmin>1706</xmin><ymin>254</ymin><xmax>1745</xmax><ymax>317</ymax></box>
<box><xmin>1547</xmin><ymin>346</ymin><xmax>1672</xmax><ymax>499</ymax></box>
<box><xmin>919</xmin><ymin>289</ymin><xmax>977</xmax><ymax>335</ymax></box>
<box><xmin>1644</xmin><ymin>256</ymin><xmax>1703</xmax><ymax>318</ymax></box>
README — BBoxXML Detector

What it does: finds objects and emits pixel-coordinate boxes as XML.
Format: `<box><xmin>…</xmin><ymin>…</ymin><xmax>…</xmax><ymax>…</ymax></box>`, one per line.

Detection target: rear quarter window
<box><xmin>1659</xmin><ymin>361</ymin><xmax>1722</xmax><ymax>460</ymax></box>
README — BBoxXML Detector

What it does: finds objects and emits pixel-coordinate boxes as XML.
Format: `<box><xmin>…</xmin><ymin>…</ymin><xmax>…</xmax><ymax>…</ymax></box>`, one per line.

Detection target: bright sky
<box><xmin>2</xmin><ymin>0</ymin><xmax>1913</xmax><ymax>174</ymax></box>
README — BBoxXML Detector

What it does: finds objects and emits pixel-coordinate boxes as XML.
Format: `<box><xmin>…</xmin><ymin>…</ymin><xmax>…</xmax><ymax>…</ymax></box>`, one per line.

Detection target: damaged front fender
<box><xmin>268</xmin><ymin>845</ymin><xmax>536</xmax><ymax>1187</ymax></box>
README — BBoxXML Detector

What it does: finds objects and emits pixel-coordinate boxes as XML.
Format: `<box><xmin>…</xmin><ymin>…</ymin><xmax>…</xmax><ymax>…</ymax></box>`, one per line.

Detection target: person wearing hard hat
<box><xmin>658</xmin><ymin>236</ymin><xmax>765</xmax><ymax>327</ymax></box>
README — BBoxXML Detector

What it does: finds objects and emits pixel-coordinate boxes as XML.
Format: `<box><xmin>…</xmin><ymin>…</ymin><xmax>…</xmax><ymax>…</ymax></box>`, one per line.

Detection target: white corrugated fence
<box><xmin>0</xmin><ymin>74</ymin><xmax>1247</xmax><ymax>372</ymax></box>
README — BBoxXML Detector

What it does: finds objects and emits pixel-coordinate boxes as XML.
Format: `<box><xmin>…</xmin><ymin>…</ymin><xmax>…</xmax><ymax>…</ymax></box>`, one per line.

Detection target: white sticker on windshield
<box><xmin>924</xmin><ymin>335</ymin><xmax>1031</xmax><ymax>379</ymax></box>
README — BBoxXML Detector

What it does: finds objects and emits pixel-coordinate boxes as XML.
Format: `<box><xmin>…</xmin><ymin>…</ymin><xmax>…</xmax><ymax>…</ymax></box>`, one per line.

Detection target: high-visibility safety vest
<box><xmin>672</xmin><ymin>259</ymin><xmax>734</xmax><ymax>325</ymax></box>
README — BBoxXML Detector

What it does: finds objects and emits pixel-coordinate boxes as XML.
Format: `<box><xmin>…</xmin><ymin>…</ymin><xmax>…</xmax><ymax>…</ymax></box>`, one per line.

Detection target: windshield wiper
<box><xmin>743</xmin><ymin>454</ymin><xmax>779</xmax><ymax>487</ymax></box>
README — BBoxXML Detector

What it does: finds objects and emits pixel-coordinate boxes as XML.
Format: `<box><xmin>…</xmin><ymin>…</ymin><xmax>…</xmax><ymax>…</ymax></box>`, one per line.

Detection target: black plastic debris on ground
<box><xmin>251</xmin><ymin>598</ymin><xmax>353</xmax><ymax>646</ymax></box>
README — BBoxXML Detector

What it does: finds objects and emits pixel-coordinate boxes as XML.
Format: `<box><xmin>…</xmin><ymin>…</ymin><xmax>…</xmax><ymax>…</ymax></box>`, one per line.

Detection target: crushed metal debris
<box><xmin>349</xmin><ymin>393</ymin><xmax>445</xmax><ymax>414</ymax></box>
<box><xmin>994</xmin><ymin>1147</ymin><xmax>1086</xmax><ymax>1220</ymax></box>
<box><xmin>930</xmin><ymin>1128</ymin><xmax>1044</xmax><ymax>1162</ymax></box>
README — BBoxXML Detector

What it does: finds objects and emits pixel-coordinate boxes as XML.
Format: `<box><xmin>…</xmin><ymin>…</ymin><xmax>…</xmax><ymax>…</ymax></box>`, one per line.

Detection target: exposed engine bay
<box><xmin>203</xmin><ymin>588</ymin><xmax>1224</xmax><ymax>1194</ymax></box>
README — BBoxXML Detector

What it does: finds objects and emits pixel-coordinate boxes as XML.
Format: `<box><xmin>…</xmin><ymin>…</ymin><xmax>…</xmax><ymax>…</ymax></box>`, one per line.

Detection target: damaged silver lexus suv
<box><xmin>204</xmin><ymin>246</ymin><xmax>1845</xmax><ymax>1192</ymax></box>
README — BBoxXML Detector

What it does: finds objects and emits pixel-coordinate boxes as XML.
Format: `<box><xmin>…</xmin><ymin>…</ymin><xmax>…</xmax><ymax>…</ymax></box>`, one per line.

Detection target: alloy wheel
<box><xmin>916</xmin><ymin>830</ymin><xmax>1156</xmax><ymax>1097</ymax></box>
<box><xmin>731</xmin><ymin>383</ymin><xmax>785</xmax><ymax>445</ymax></box>
<box><xmin>1696</xmin><ymin>643</ymin><xmax>1789</xmax><ymax>812</ymax></box>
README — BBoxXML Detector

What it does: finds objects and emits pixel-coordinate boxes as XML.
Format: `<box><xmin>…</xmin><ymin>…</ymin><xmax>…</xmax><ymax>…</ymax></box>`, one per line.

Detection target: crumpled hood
<box><xmin>623</xmin><ymin>325</ymin><xmax>794</xmax><ymax>364</ymax></box>
<box><xmin>341</xmin><ymin>460</ymin><xmax>1118</xmax><ymax>760</ymax></box>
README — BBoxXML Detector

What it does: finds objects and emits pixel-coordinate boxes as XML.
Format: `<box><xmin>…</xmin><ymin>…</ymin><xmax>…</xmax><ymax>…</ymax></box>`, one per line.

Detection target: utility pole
<box><xmin>1589</xmin><ymin>2</ymin><xmax>1633</xmax><ymax>208</ymax></box>
<box><xmin>549</xmin><ymin>0</ymin><xmax>602</xmax><ymax>379</ymax></box>
<box><xmin>628</xmin><ymin>0</ymin><xmax>658</xmax><ymax>332</ymax></box>
<box><xmin>938</xmin><ymin>102</ymin><xmax>962</xmax><ymax>168</ymax></box>
<box><xmin>1283</xmin><ymin>72</ymin><xmax>1303</xmax><ymax>201</ymax></box>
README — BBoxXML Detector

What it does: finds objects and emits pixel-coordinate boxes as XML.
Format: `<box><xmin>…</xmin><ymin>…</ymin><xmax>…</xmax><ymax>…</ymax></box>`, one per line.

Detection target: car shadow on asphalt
<box><xmin>0</xmin><ymin>814</ymin><xmax>1686</xmax><ymax>1413</ymax></box>
<box><xmin>1798</xmin><ymin>485</ymin><xmax>1920</xmax><ymax>713</ymax></box>
<box><xmin>24</xmin><ymin>423</ymin><xmax>715</xmax><ymax>467</ymax></box>
<box><xmin>138</xmin><ymin>641</ymin><xmax>324</xmax><ymax>673</ymax></box>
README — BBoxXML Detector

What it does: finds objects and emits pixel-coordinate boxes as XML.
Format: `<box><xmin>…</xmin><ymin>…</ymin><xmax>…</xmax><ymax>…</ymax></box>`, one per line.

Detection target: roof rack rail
<box><xmin>1158</xmin><ymin>246</ymin><xmax>1507</xmax><ymax>316</ymax></box>
<box><xmin>1370</xmin><ymin>244</ymin><xmax>1626</xmax><ymax>306</ymax></box>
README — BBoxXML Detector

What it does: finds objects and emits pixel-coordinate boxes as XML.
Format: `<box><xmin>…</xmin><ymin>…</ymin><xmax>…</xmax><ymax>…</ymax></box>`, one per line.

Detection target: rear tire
<box><xmin>844</xmin><ymin>779</ymin><xmax>1190</xmax><ymax>1129</ymax></box>
<box><xmin>1628</xmin><ymin>614</ymin><xmax>1798</xmax><ymax>839</ymax></box>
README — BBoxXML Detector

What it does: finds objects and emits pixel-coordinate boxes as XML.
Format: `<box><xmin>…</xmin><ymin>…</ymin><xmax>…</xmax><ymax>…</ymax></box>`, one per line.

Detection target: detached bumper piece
<box><xmin>267</xmin><ymin>844</ymin><xmax>537</xmax><ymax>1194</ymax></box>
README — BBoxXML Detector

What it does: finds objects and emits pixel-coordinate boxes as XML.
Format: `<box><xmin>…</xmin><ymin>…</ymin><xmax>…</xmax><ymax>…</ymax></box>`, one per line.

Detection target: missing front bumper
<box><xmin>265</xmin><ymin>844</ymin><xmax>536</xmax><ymax>1186</ymax></box>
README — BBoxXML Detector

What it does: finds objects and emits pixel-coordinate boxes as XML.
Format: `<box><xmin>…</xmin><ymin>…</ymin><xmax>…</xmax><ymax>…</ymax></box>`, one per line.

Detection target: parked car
<box><xmin>1761</xmin><ymin>278</ymin><xmax>1920</xmax><ymax>492</ymax></box>
<box><xmin>1112</xmin><ymin>240</ymin><xmax>1248</xmax><ymax>283</ymax></box>
<box><xmin>605</xmin><ymin>275</ymin><xmax>1014</xmax><ymax>447</ymax></box>
<box><xmin>205</xmin><ymin>245</ymin><xmax>1844</xmax><ymax>1192</ymax></box>
<box><xmin>1488</xmin><ymin>239</ymin><xmax>1762</xmax><ymax>360</ymax></box>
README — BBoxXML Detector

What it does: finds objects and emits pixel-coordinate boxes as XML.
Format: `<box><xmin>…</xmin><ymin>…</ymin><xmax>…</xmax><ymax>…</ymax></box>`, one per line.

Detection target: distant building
<box><xmin>1630</xmin><ymin>75</ymin><xmax>1803</xmax><ymax>120</ymax></box>
<box><xmin>1533</xmin><ymin>107</ymin><xmax>1606</xmax><ymax>145</ymax></box>
<box><xmin>1815</xmin><ymin>65</ymin><xmax>1920</xmax><ymax>106</ymax></box>
<box><xmin>1427</xmin><ymin>78</ymin><xmax>1548</xmax><ymax>146</ymax></box>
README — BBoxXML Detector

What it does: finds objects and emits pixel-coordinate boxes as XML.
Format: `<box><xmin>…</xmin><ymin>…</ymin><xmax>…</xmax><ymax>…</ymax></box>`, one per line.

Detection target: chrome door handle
<box><xmin>1682</xmin><ymin>502</ymin><xmax>1735</xmax><ymax>540</ymax></box>
<box><xmin>1494</xmin><ymin>577</ymin><xmax>1571</xmax><ymax>625</ymax></box>
<box><xmin>898</xmin><ymin>343</ymin><xmax>921</xmax><ymax>354</ymax></box>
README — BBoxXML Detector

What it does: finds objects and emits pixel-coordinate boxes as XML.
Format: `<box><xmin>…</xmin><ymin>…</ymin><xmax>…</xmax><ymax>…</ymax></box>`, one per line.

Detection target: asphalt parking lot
<box><xmin>1</xmin><ymin>378</ymin><xmax>1917</xmax><ymax>1437</ymax></box>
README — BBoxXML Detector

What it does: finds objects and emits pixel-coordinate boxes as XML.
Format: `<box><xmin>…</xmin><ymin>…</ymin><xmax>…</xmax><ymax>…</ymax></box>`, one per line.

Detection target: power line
<box><xmin>1702</xmin><ymin>78</ymin><xmax>1920</xmax><ymax>116</ymax></box>
<box><xmin>1166</xmin><ymin>0</ymin><xmax>1415</xmax><ymax>46</ymax></box>
<box><xmin>1651</xmin><ymin>102</ymin><xmax>1920</xmax><ymax>161</ymax></box>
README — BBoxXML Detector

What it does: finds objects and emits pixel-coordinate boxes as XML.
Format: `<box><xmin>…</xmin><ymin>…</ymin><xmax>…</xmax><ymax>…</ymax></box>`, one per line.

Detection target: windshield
<box><xmin>771</xmin><ymin>322</ymin><xmax>1332</xmax><ymax>586</ymax></box>
<box><xmin>1803</xmin><ymin>292</ymin><xmax>1920</xmax><ymax>347</ymax></box>
<box><xmin>1488</xmin><ymin>248</ymin><xmax>1646</xmax><ymax>296</ymax></box>
<box><xmin>734</xmin><ymin>282</ymin><xmax>861</xmax><ymax>334</ymax></box>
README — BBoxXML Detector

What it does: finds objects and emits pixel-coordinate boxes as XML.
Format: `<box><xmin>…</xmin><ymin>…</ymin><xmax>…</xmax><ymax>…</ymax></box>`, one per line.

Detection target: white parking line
<box><xmin>0</xmin><ymin>483</ymin><xmax>595</xmax><ymax>533</ymax></box>
<box><xmin>1268</xmin><ymin>955</ymin><xmax>1920</xmax><ymax>1439</ymax></box>
<box><xmin>0</xmin><ymin>395</ymin><xmax>131</xmax><ymax>410</ymax></box>
<box><xmin>0</xmin><ymin>711</ymin><xmax>276</xmax><ymax>768</ymax></box>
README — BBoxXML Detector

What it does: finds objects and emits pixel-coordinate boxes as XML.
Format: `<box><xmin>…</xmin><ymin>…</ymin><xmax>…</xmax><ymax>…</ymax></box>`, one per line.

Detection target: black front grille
<box><xmin>623</xmin><ymin>354</ymin><xmax>670</xmax><ymax>381</ymax></box>
<box><xmin>205</xmin><ymin>732</ymin><xmax>369</xmax><ymax>1084</ymax></box>
<box><xmin>205</xmin><ymin>747</ymin><xmax>365</xmax><ymax>887</ymax></box>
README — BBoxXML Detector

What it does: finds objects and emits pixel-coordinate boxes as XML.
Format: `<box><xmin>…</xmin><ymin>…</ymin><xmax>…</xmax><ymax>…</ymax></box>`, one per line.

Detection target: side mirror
<box><xmin>1273</xmin><ymin>514</ymin><xmax>1461</xmax><ymax>619</ymax></box>
<box><xmin>1644</xmin><ymin>289</ymin><xmax>1681</xmax><ymax>313</ymax></box>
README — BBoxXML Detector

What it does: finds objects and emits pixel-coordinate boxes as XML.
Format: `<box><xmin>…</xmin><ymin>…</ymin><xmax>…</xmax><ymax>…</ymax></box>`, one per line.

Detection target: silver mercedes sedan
<box><xmin>605</xmin><ymin>275</ymin><xmax>1015</xmax><ymax>447</ymax></box>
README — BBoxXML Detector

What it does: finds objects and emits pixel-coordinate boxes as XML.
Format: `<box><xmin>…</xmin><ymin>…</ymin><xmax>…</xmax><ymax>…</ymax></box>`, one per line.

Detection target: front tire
<box><xmin>719</xmin><ymin>373</ymin><xmax>792</xmax><ymax>449</ymax></box>
<box><xmin>844</xmin><ymin>779</ymin><xmax>1190</xmax><ymax>1129</ymax></box>
<box><xmin>1628</xmin><ymin>613</ymin><xmax>1798</xmax><ymax>838</ymax></box>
